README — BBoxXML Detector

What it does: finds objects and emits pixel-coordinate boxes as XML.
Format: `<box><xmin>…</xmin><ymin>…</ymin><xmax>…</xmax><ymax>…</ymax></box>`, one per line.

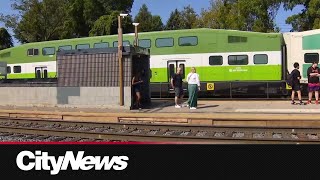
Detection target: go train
<box><xmin>0</xmin><ymin>28</ymin><xmax>319</xmax><ymax>98</ymax></box>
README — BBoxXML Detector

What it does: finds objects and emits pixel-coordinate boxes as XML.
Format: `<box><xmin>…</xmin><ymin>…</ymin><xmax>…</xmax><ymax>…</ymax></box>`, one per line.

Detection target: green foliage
<box><xmin>151</xmin><ymin>15</ymin><xmax>164</xmax><ymax>31</ymax></box>
<box><xmin>165</xmin><ymin>5</ymin><xmax>197</xmax><ymax>30</ymax></box>
<box><xmin>0</xmin><ymin>0</ymin><xmax>134</xmax><ymax>42</ymax></box>
<box><xmin>133</xmin><ymin>4</ymin><xmax>153</xmax><ymax>32</ymax></box>
<box><xmin>133</xmin><ymin>4</ymin><xmax>164</xmax><ymax>32</ymax></box>
<box><xmin>1</xmin><ymin>0</ymin><xmax>70</xmax><ymax>43</ymax></box>
<box><xmin>89</xmin><ymin>11</ymin><xmax>133</xmax><ymax>36</ymax></box>
<box><xmin>0</xmin><ymin>27</ymin><xmax>13</xmax><ymax>50</ymax></box>
<box><xmin>180</xmin><ymin>5</ymin><xmax>198</xmax><ymax>29</ymax></box>
<box><xmin>196</xmin><ymin>0</ymin><xmax>281</xmax><ymax>32</ymax></box>
<box><xmin>165</xmin><ymin>9</ymin><xmax>182</xmax><ymax>30</ymax></box>
<box><xmin>283</xmin><ymin>0</ymin><xmax>320</xmax><ymax>31</ymax></box>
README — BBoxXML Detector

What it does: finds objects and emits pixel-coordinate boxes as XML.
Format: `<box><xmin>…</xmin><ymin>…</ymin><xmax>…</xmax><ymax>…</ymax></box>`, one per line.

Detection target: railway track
<box><xmin>0</xmin><ymin>118</ymin><xmax>319</xmax><ymax>144</ymax></box>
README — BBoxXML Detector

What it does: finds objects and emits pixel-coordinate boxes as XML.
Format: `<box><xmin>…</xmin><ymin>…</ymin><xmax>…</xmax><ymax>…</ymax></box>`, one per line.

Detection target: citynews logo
<box><xmin>16</xmin><ymin>151</ymin><xmax>129</xmax><ymax>175</ymax></box>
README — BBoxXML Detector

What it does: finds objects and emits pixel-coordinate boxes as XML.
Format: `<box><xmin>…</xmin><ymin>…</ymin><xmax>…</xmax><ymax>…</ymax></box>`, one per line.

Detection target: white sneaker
<box><xmin>190</xmin><ymin>107</ymin><xmax>197</xmax><ymax>110</ymax></box>
<box><xmin>175</xmin><ymin>105</ymin><xmax>181</xmax><ymax>108</ymax></box>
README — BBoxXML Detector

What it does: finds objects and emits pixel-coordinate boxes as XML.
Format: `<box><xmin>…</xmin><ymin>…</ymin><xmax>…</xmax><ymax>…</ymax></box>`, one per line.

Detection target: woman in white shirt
<box><xmin>186</xmin><ymin>67</ymin><xmax>200</xmax><ymax>109</ymax></box>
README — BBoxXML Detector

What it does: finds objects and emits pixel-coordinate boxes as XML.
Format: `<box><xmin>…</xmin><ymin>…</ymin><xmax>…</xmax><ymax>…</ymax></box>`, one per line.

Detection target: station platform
<box><xmin>0</xmin><ymin>100</ymin><xmax>319</xmax><ymax>128</ymax></box>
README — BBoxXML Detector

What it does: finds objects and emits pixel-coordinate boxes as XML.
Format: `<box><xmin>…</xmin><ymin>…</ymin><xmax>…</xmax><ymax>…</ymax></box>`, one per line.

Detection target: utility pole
<box><xmin>132</xmin><ymin>23</ymin><xmax>140</xmax><ymax>46</ymax></box>
<box><xmin>118</xmin><ymin>13</ymin><xmax>128</xmax><ymax>106</ymax></box>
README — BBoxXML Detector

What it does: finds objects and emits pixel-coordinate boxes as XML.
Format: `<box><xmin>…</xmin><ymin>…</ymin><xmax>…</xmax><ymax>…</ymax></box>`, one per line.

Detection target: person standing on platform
<box><xmin>132</xmin><ymin>72</ymin><xmax>143</xmax><ymax>109</ymax></box>
<box><xmin>171</xmin><ymin>67</ymin><xmax>184</xmax><ymax>108</ymax></box>
<box><xmin>307</xmin><ymin>61</ymin><xmax>320</xmax><ymax>104</ymax></box>
<box><xmin>290</xmin><ymin>62</ymin><xmax>304</xmax><ymax>105</ymax></box>
<box><xmin>186</xmin><ymin>67</ymin><xmax>200</xmax><ymax>110</ymax></box>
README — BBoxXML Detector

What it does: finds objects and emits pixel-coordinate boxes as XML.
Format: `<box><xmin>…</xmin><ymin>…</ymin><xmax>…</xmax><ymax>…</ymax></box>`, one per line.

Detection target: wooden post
<box><xmin>134</xmin><ymin>25</ymin><xmax>138</xmax><ymax>46</ymax></box>
<box><xmin>118</xmin><ymin>16</ymin><xmax>124</xmax><ymax>106</ymax></box>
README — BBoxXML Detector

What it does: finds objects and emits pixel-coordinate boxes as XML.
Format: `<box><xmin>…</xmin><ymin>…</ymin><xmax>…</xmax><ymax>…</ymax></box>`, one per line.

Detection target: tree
<box><xmin>59</xmin><ymin>0</ymin><xmax>135</xmax><ymax>38</ymax></box>
<box><xmin>133</xmin><ymin>4</ymin><xmax>153</xmax><ymax>32</ymax></box>
<box><xmin>238</xmin><ymin>0</ymin><xmax>281</xmax><ymax>32</ymax></box>
<box><xmin>196</xmin><ymin>0</ymin><xmax>281</xmax><ymax>32</ymax></box>
<box><xmin>151</xmin><ymin>15</ymin><xmax>164</xmax><ymax>31</ymax></box>
<box><xmin>89</xmin><ymin>11</ymin><xmax>133</xmax><ymax>36</ymax></box>
<box><xmin>0</xmin><ymin>28</ymin><xmax>13</xmax><ymax>50</ymax></box>
<box><xmin>180</xmin><ymin>5</ymin><xmax>198</xmax><ymax>29</ymax></box>
<box><xmin>165</xmin><ymin>9</ymin><xmax>183</xmax><ymax>30</ymax></box>
<box><xmin>283</xmin><ymin>0</ymin><xmax>320</xmax><ymax>31</ymax></box>
<box><xmin>0</xmin><ymin>0</ymin><xmax>70</xmax><ymax>43</ymax></box>
<box><xmin>196</xmin><ymin>0</ymin><xmax>240</xmax><ymax>29</ymax></box>
<box><xmin>133</xmin><ymin>4</ymin><xmax>164</xmax><ymax>32</ymax></box>
<box><xmin>0</xmin><ymin>0</ymin><xmax>135</xmax><ymax>42</ymax></box>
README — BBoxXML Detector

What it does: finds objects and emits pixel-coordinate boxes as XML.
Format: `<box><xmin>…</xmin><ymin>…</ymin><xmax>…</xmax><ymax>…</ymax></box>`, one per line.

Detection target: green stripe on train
<box><xmin>151</xmin><ymin>65</ymin><xmax>281</xmax><ymax>82</ymax></box>
<box><xmin>6</xmin><ymin>65</ymin><xmax>281</xmax><ymax>82</ymax></box>
<box><xmin>7</xmin><ymin>72</ymin><xmax>57</xmax><ymax>79</ymax></box>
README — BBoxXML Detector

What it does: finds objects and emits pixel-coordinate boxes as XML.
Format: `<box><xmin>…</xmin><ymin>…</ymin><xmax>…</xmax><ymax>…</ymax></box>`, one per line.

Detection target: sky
<box><xmin>0</xmin><ymin>0</ymin><xmax>304</xmax><ymax>45</ymax></box>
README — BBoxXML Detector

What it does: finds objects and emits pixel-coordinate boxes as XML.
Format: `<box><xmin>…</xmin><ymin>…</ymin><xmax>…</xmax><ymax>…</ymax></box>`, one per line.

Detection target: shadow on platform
<box><xmin>197</xmin><ymin>105</ymin><xmax>219</xmax><ymax>109</ymax></box>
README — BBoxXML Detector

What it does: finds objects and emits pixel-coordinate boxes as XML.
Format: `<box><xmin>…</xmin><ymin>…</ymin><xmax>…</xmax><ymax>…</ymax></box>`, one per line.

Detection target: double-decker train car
<box><xmin>284</xmin><ymin>29</ymin><xmax>320</xmax><ymax>89</ymax></box>
<box><xmin>0</xmin><ymin>28</ymin><xmax>309</xmax><ymax>98</ymax></box>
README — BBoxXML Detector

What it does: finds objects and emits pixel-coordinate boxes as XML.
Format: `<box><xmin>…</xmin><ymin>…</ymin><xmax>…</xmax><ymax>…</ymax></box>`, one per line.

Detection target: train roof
<box><xmin>283</xmin><ymin>29</ymin><xmax>320</xmax><ymax>36</ymax></box>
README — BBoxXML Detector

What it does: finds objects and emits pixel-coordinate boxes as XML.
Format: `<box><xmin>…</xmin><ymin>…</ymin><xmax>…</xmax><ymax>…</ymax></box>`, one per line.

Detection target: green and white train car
<box><xmin>0</xmin><ymin>28</ymin><xmax>287</xmax><ymax>97</ymax></box>
<box><xmin>284</xmin><ymin>29</ymin><xmax>320</xmax><ymax>85</ymax></box>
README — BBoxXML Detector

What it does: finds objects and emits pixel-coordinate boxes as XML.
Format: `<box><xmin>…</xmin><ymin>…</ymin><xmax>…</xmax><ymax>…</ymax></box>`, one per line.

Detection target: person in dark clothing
<box><xmin>132</xmin><ymin>72</ymin><xmax>143</xmax><ymax>109</ymax></box>
<box><xmin>291</xmin><ymin>62</ymin><xmax>304</xmax><ymax>105</ymax></box>
<box><xmin>307</xmin><ymin>62</ymin><xmax>320</xmax><ymax>105</ymax></box>
<box><xmin>171</xmin><ymin>67</ymin><xmax>184</xmax><ymax>108</ymax></box>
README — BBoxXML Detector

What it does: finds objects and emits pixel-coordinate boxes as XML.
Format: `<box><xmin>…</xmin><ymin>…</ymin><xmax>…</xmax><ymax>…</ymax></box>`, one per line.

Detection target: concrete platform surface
<box><xmin>1</xmin><ymin>100</ymin><xmax>319</xmax><ymax>114</ymax></box>
<box><xmin>0</xmin><ymin>100</ymin><xmax>319</xmax><ymax>128</ymax></box>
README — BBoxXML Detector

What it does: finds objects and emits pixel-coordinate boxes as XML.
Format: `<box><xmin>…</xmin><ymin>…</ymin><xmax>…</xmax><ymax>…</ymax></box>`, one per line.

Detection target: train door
<box><xmin>167</xmin><ymin>60</ymin><xmax>186</xmax><ymax>91</ymax></box>
<box><xmin>35</xmin><ymin>67</ymin><xmax>48</xmax><ymax>79</ymax></box>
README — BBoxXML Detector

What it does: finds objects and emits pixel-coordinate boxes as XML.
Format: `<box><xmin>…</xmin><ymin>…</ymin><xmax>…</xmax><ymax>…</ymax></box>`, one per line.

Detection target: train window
<box><xmin>13</xmin><ymin>66</ymin><xmax>21</xmax><ymax>73</ymax></box>
<box><xmin>139</xmin><ymin>39</ymin><xmax>151</xmax><ymax>48</ymax></box>
<box><xmin>254</xmin><ymin>54</ymin><xmax>268</xmax><ymax>64</ymax></box>
<box><xmin>76</xmin><ymin>44</ymin><xmax>90</xmax><ymax>50</ymax></box>
<box><xmin>209</xmin><ymin>56</ymin><xmax>223</xmax><ymax>65</ymax></box>
<box><xmin>36</xmin><ymin>69</ymin><xmax>41</xmax><ymax>79</ymax></box>
<box><xmin>156</xmin><ymin>38</ymin><xmax>174</xmax><ymax>48</ymax></box>
<box><xmin>27</xmin><ymin>49</ymin><xmax>33</xmax><ymax>56</ymax></box>
<box><xmin>94</xmin><ymin>42</ymin><xmax>109</xmax><ymax>49</ymax></box>
<box><xmin>304</xmin><ymin>53</ymin><xmax>319</xmax><ymax>63</ymax></box>
<box><xmin>113</xmin><ymin>41</ymin><xmax>130</xmax><ymax>47</ymax></box>
<box><xmin>42</xmin><ymin>47</ymin><xmax>55</xmax><ymax>55</ymax></box>
<box><xmin>179</xmin><ymin>64</ymin><xmax>185</xmax><ymax>79</ymax></box>
<box><xmin>34</xmin><ymin>49</ymin><xmax>39</xmax><ymax>55</ymax></box>
<box><xmin>169</xmin><ymin>64</ymin><xmax>175</xmax><ymax>79</ymax></box>
<box><xmin>27</xmin><ymin>48</ymin><xmax>39</xmax><ymax>56</ymax></box>
<box><xmin>179</xmin><ymin>36</ymin><xmax>198</xmax><ymax>46</ymax></box>
<box><xmin>44</xmin><ymin>69</ymin><xmax>48</xmax><ymax>79</ymax></box>
<box><xmin>228</xmin><ymin>55</ymin><xmax>248</xmax><ymax>65</ymax></box>
<box><xmin>6</xmin><ymin>66</ymin><xmax>11</xmax><ymax>74</ymax></box>
<box><xmin>228</xmin><ymin>36</ymin><xmax>247</xmax><ymax>43</ymax></box>
<box><xmin>58</xmin><ymin>45</ymin><xmax>72</xmax><ymax>51</ymax></box>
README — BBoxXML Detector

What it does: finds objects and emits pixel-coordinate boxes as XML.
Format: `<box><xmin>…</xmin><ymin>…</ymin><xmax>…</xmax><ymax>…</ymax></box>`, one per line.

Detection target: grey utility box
<box><xmin>56</xmin><ymin>46</ymin><xmax>151</xmax><ymax>109</ymax></box>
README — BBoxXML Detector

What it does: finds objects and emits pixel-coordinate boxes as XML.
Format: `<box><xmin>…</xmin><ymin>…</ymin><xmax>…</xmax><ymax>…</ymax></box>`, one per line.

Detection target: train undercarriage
<box><xmin>0</xmin><ymin>78</ymin><xmax>309</xmax><ymax>99</ymax></box>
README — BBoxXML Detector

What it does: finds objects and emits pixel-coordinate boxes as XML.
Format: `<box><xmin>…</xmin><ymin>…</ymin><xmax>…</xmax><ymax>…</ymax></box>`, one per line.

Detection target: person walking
<box><xmin>171</xmin><ymin>67</ymin><xmax>184</xmax><ymax>108</ymax></box>
<box><xmin>290</xmin><ymin>62</ymin><xmax>304</xmax><ymax>105</ymax></box>
<box><xmin>307</xmin><ymin>62</ymin><xmax>320</xmax><ymax>104</ymax></box>
<box><xmin>187</xmin><ymin>67</ymin><xmax>200</xmax><ymax>110</ymax></box>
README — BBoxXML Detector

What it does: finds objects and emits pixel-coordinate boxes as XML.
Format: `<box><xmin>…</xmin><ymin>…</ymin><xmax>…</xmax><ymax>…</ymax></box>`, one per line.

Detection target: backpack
<box><xmin>286</xmin><ymin>73</ymin><xmax>293</xmax><ymax>86</ymax></box>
